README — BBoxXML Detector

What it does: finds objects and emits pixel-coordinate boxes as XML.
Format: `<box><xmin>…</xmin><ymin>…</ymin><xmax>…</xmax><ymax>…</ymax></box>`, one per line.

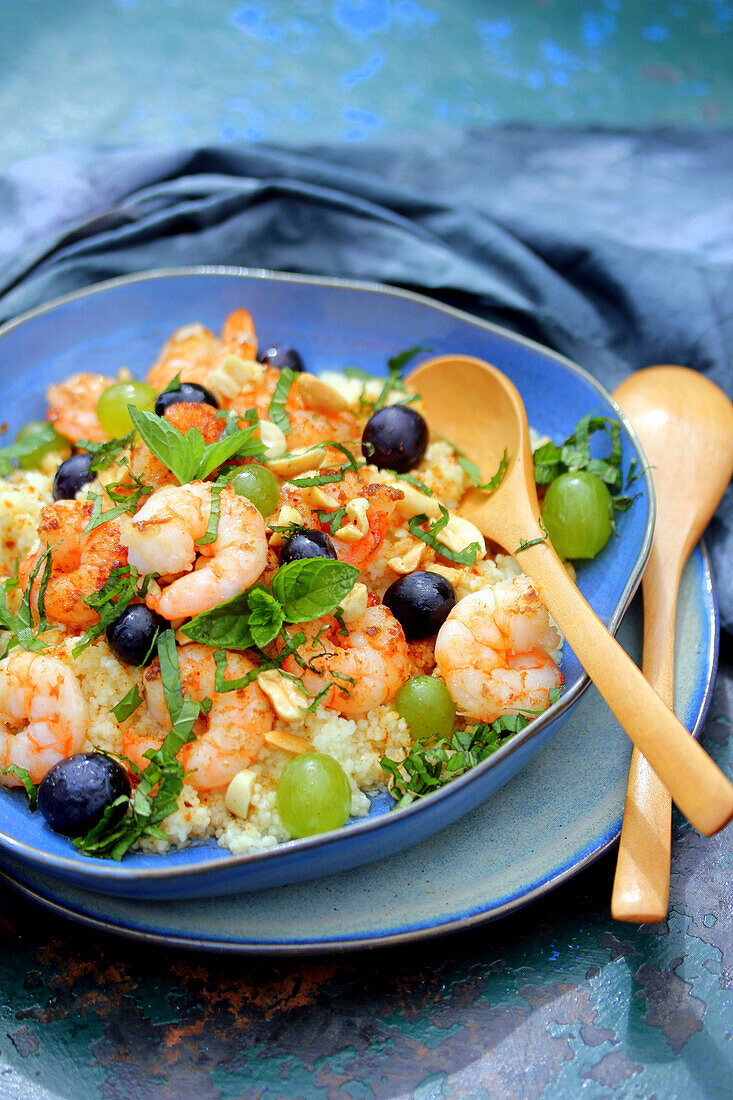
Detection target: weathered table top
<box><xmin>1</xmin><ymin>2</ymin><xmax>731</xmax><ymax>1097</ymax></box>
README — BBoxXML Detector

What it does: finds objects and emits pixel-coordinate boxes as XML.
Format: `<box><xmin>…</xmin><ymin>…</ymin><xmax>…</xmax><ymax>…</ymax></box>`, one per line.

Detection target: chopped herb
<box><xmin>77</xmin><ymin>432</ymin><xmax>136</xmax><ymax>474</ymax></box>
<box><xmin>160</xmin><ymin>372</ymin><xmax>182</xmax><ymax>395</ymax></box>
<box><xmin>407</xmin><ymin>506</ymin><xmax>481</xmax><ymax>567</ymax></box>
<box><xmin>73</xmin><ymin>632</ymin><xmax>203</xmax><ymax>860</ymax></box>
<box><xmin>194</xmin><ymin>471</ymin><xmax>237</xmax><ymax>547</ymax></box>
<box><xmin>267</xmin><ymin>520</ymin><xmax>309</xmax><ymax>541</ymax></box>
<box><xmin>532</xmin><ymin>411</ymin><xmax>641</xmax><ymax>535</ymax></box>
<box><xmin>315</xmin><ymin>506</ymin><xmax>347</xmax><ymax>535</ymax></box>
<box><xmin>267</xmin><ymin>367</ymin><xmax>297</xmax><ymax>434</ymax></box>
<box><xmin>212</xmin><ymin>647</ymin><xmax>264</xmax><ymax>692</ymax></box>
<box><xmin>290</xmin><ymin>463</ymin><xmax>353</xmax><ymax>489</ymax></box>
<box><xmin>0</xmin><ymin>425</ymin><xmax>65</xmax><ymax>476</ymax></box>
<box><xmin>394</xmin><ymin>471</ymin><xmax>434</xmax><ymax>496</ymax></box>
<box><xmin>513</xmin><ymin>524</ymin><xmax>549</xmax><ymax>555</ymax></box>
<box><xmin>458</xmin><ymin>448</ymin><xmax>508</xmax><ymax>493</ymax></box>
<box><xmin>83</xmin><ymin>475</ymin><xmax>153</xmax><ymax>535</ymax></box>
<box><xmin>1</xmin><ymin>765</ymin><xmax>38</xmax><ymax>810</ymax></box>
<box><xmin>72</xmin><ymin>567</ymin><xmax>154</xmax><ymax>657</ymax></box>
<box><xmin>128</xmin><ymin>407</ymin><xmax>264</xmax><ymax>485</ymax></box>
<box><xmin>111</xmin><ymin>685</ymin><xmax>144</xmax><ymax>723</ymax></box>
<box><xmin>373</xmin><ymin>346</ymin><xmax>428</xmax><ymax>413</ymax></box>
<box><xmin>0</xmin><ymin>546</ymin><xmax>55</xmax><ymax>655</ymax></box>
<box><xmin>343</xmin><ymin>366</ymin><xmax>373</xmax><ymax>381</ymax></box>
<box><xmin>382</xmin><ymin>713</ymin><xmax>533</xmax><ymax>807</ymax></box>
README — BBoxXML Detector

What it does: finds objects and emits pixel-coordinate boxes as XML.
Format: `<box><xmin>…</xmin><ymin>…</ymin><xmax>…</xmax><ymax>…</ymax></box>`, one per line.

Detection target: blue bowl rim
<box><xmin>0</xmin><ymin>266</ymin><xmax>656</xmax><ymax>886</ymax></box>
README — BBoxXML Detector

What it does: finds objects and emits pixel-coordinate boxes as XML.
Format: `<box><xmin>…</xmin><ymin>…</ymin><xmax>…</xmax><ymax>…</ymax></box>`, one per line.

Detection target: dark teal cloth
<box><xmin>1</xmin><ymin>130</ymin><xmax>731</xmax><ymax>627</ymax></box>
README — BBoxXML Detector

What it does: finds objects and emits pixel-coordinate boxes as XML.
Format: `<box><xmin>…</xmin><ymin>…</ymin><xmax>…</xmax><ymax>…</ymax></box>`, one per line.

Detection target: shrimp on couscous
<box><xmin>0</xmin><ymin>308</ymin><xmax>564</xmax><ymax>859</ymax></box>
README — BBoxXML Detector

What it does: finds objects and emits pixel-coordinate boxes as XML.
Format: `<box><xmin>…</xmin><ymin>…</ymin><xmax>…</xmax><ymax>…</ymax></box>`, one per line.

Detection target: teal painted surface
<box><xmin>0</xmin><ymin>0</ymin><xmax>732</xmax><ymax>169</ymax></box>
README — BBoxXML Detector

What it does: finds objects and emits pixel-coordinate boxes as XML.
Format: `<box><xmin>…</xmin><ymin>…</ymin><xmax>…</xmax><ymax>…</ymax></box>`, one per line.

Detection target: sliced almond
<box><xmin>387</xmin><ymin>541</ymin><xmax>425</xmax><ymax>574</ymax></box>
<box><xmin>268</xmin><ymin>504</ymin><xmax>303</xmax><ymax>547</ymax></box>
<box><xmin>116</xmin><ymin>366</ymin><xmax>133</xmax><ymax>382</ymax></box>
<box><xmin>267</xmin><ymin>446</ymin><xmax>328</xmax><ymax>478</ymax></box>
<box><xmin>333</xmin><ymin>497</ymin><xmax>370</xmax><ymax>542</ymax></box>
<box><xmin>302</xmin><ymin>484</ymin><xmax>341</xmax><ymax>509</ymax></box>
<box><xmin>265</xmin><ymin>729</ymin><xmax>312</xmax><ymax>754</ymax></box>
<box><xmin>225</xmin><ymin>768</ymin><xmax>257</xmax><ymax>819</ymax></box>
<box><xmin>257</xmin><ymin>669</ymin><xmax>310</xmax><ymax>721</ymax></box>
<box><xmin>436</xmin><ymin>514</ymin><xmax>487</xmax><ymax>561</ymax></box>
<box><xmin>297</xmin><ymin>373</ymin><xmax>351</xmax><ymax>413</ymax></box>
<box><xmin>208</xmin><ymin>354</ymin><xmax>264</xmax><ymax>399</ymax></box>
<box><xmin>260</xmin><ymin>420</ymin><xmax>287</xmax><ymax>460</ymax></box>
<box><xmin>393</xmin><ymin>482</ymin><xmax>443</xmax><ymax>521</ymax></box>
<box><xmin>339</xmin><ymin>581</ymin><xmax>368</xmax><ymax>623</ymax></box>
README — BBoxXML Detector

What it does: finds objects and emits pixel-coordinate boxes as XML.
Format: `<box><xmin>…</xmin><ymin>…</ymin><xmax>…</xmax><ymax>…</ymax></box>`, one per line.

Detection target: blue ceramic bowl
<box><xmin>0</xmin><ymin>269</ymin><xmax>654</xmax><ymax>899</ymax></box>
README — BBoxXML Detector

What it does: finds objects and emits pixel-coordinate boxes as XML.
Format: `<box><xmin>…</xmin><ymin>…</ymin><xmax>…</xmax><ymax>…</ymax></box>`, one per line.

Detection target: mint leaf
<box><xmin>181</xmin><ymin>589</ymin><xmax>256</xmax><ymax>650</ymax></box>
<box><xmin>247</xmin><ymin>588</ymin><xmax>284</xmax><ymax>648</ymax></box>
<box><xmin>1</xmin><ymin>765</ymin><xmax>38</xmax><ymax>810</ymax></box>
<box><xmin>268</xmin><ymin>367</ymin><xmax>297</xmax><ymax>434</ymax></box>
<box><xmin>407</xmin><ymin>506</ymin><xmax>481</xmax><ymax>567</ymax></box>
<box><xmin>77</xmin><ymin>432</ymin><xmax>135</xmax><ymax>473</ymax></box>
<box><xmin>111</xmin><ymin>685</ymin><xmax>143</xmax><ymax>723</ymax></box>
<box><xmin>128</xmin><ymin>407</ymin><xmax>263</xmax><ymax>484</ymax></box>
<box><xmin>458</xmin><ymin>448</ymin><xmax>508</xmax><ymax>493</ymax></box>
<box><xmin>272</xmin><ymin>558</ymin><xmax>359</xmax><ymax>623</ymax></box>
<box><xmin>0</xmin><ymin>425</ymin><xmax>61</xmax><ymax>476</ymax></box>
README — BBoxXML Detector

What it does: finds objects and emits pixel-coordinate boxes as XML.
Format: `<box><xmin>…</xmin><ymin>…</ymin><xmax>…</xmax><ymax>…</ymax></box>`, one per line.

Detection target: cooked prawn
<box><xmin>123</xmin><ymin>645</ymin><xmax>273</xmax><ymax>790</ymax></box>
<box><xmin>123</xmin><ymin>482</ymin><xmax>267</xmax><ymax>620</ymax></box>
<box><xmin>435</xmin><ymin>574</ymin><xmax>563</xmax><ymax>722</ymax></box>
<box><xmin>46</xmin><ymin>372</ymin><xmax>114</xmax><ymax>443</ymax></box>
<box><xmin>19</xmin><ymin>500</ymin><xmax>128</xmax><ymax>628</ymax></box>
<box><xmin>146</xmin><ymin>310</ymin><xmax>258</xmax><ymax>392</ymax></box>
<box><xmin>280</xmin><ymin>602</ymin><xmax>410</xmax><ymax>716</ymax></box>
<box><xmin>0</xmin><ymin>651</ymin><xmax>88</xmax><ymax>787</ymax></box>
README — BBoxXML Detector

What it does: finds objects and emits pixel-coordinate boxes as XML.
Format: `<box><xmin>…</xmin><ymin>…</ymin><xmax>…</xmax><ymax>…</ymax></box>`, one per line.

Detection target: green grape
<box><xmin>15</xmin><ymin>421</ymin><xmax>69</xmax><ymax>470</ymax></box>
<box><xmin>394</xmin><ymin>676</ymin><xmax>456</xmax><ymax>740</ymax></box>
<box><xmin>541</xmin><ymin>471</ymin><xmax>612</xmax><ymax>560</ymax></box>
<box><xmin>276</xmin><ymin>752</ymin><xmax>351</xmax><ymax>838</ymax></box>
<box><xmin>231</xmin><ymin>464</ymin><xmax>280</xmax><ymax>517</ymax></box>
<box><xmin>96</xmin><ymin>381</ymin><xmax>157</xmax><ymax>437</ymax></box>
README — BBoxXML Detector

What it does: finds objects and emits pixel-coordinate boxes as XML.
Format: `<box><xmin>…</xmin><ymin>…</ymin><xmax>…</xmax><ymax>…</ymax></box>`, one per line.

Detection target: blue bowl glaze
<box><xmin>0</xmin><ymin>269</ymin><xmax>654</xmax><ymax>899</ymax></box>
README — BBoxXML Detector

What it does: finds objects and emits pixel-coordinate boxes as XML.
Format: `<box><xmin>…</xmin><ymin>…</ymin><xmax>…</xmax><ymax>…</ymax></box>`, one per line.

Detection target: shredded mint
<box><xmin>0</xmin><ymin>426</ymin><xmax>65</xmax><ymax>476</ymax></box>
<box><xmin>458</xmin><ymin>448</ymin><xmax>508</xmax><ymax>493</ymax></box>
<box><xmin>111</xmin><ymin>685</ymin><xmax>144</xmax><ymax>723</ymax></box>
<box><xmin>382</xmin><ymin>713</ymin><xmax>535</xmax><ymax>808</ymax></box>
<box><xmin>372</xmin><ymin>346</ymin><xmax>428</xmax><ymax>413</ymax></box>
<box><xmin>267</xmin><ymin>367</ymin><xmax>297</xmax><ymax>434</ymax></box>
<box><xmin>74</xmin><ymin>631</ymin><xmax>203</xmax><ymax>860</ymax></box>
<box><xmin>0</xmin><ymin>547</ymin><xmax>54</xmax><ymax>655</ymax></box>
<box><xmin>72</xmin><ymin>566</ymin><xmax>154</xmax><ymax>657</ymax></box>
<box><xmin>77</xmin><ymin>432</ymin><xmax>136</xmax><ymax>474</ymax></box>
<box><xmin>1</xmin><ymin>765</ymin><xmax>38</xmax><ymax>810</ymax></box>
<box><xmin>407</xmin><ymin>506</ymin><xmax>481</xmax><ymax>567</ymax></box>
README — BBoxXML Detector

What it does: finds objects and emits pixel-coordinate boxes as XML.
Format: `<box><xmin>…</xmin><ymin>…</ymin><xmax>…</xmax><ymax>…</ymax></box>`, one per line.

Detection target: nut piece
<box><xmin>208</xmin><ymin>354</ymin><xmax>264</xmax><ymax>399</ymax></box>
<box><xmin>436</xmin><ymin>514</ymin><xmax>487</xmax><ymax>561</ymax></box>
<box><xmin>333</xmin><ymin>497</ymin><xmax>370</xmax><ymax>542</ymax></box>
<box><xmin>268</xmin><ymin>504</ymin><xmax>303</xmax><ymax>547</ymax></box>
<box><xmin>265</xmin><ymin>729</ymin><xmax>313</xmax><ymax>753</ymax></box>
<box><xmin>426</xmin><ymin>562</ymin><xmax>463</xmax><ymax>586</ymax></box>
<box><xmin>267</xmin><ymin>446</ymin><xmax>328</xmax><ymax>478</ymax></box>
<box><xmin>257</xmin><ymin>669</ymin><xmax>310</xmax><ymax>721</ymax></box>
<box><xmin>340</xmin><ymin>581</ymin><xmax>368</xmax><ymax>623</ymax></box>
<box><xmin>260</xmin><ymin>420</ymin><xmax>288</xmax><ymax>460</ymax></box>
<box><xmin>387</xmin><ymin>540</ymin><xmax>424</xmax><ymax>574</ymax></box>
<box><xmin>302</xmin><ymin>485</ymin><xmax>341</xmax><ymax>509</ymax></box>
<box><xmin>297</xmin><ymin>373</ymin><xmax>351</xmax><ymax>413</ymax></box>
<box><xmin>225</xmin><ymin>768</ymin><xmax>257</xmax><ymax>820</ymax></box>
<box><xmin>394</xmin><ymin>482</ymin><xmax>443</xmax><ymax>521</ymax></box>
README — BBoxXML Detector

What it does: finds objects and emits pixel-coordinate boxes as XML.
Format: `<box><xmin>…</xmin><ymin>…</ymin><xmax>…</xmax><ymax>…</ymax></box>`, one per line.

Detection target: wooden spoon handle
<box><xmin>517</xmin><ymin>540</ymin><xmax>733</xmax><ymax>836</ymax></box>
<box><xmin>611</xmin><ymin>552</ymin><xmax>677</xmax><ymax>922</ymax></box>
<box><xmin>611</xmin><ymin>749</ymin><xmax>671</xmax><ymax>921</ymax></box>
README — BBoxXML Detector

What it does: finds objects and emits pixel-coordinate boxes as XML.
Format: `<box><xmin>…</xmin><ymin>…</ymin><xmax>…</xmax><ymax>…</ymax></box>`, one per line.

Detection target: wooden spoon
<box><xmin>407</xmin><ymin>355</ymin><xmax>733</xmax><ymax>836</ymax></box>
<box><xmin>610</xmin><ymin>366</ymin><xmax>733</xmax><ymax>921</ymax></box>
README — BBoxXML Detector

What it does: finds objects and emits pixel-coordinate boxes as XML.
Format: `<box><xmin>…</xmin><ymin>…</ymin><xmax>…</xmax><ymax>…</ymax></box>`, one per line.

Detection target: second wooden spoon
<box><xmin>611</xmin><ymin>366</ymin><xmax>733</xmax><ymax>922</ymax></box>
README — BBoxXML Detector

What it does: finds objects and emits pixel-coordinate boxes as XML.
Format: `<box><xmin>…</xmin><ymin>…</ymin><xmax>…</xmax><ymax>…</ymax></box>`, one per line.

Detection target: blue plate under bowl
<box><xmin>0</xmin><ymin>269</ymin><xmax>654</xmax><ymax>900</ymax></box>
